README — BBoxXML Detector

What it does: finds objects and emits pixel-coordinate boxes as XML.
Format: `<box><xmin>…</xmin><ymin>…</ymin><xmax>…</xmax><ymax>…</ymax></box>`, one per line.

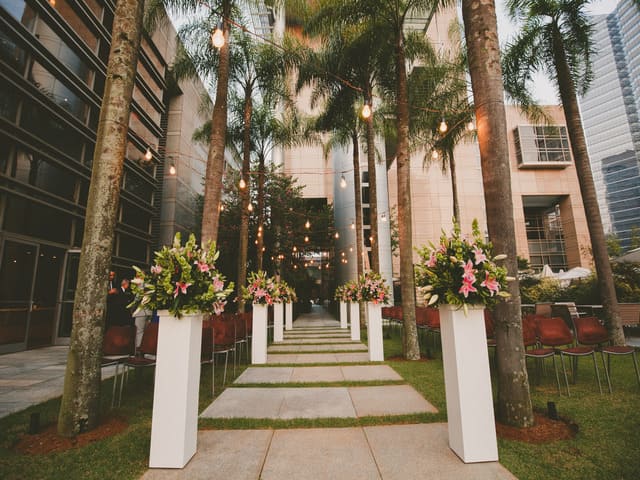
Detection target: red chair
<box><xmin>119</xmin><ymin>322</ymin><xmax>159</xmax><ymax>405</ymax></box>
<box><xmin>522</xmin><ymin>315</ymin><xmax>561</xmax><ymax>394</ymax></box>
<box><xmin>102</xmin><ymin>325</ymin><xmax>136</xmax><ymax>407</ymax></box>
<box><xmin>573</xmin><ymin>316</ymin><xmax>640</xmax><ymax>393</ymax></box>
<box><xmin>211</xmin><ymin>314</ymin><xmax>236</xmax><ymax>387</ymax></box>
<box><xmin>537</xmin><ymin>316</ymin><xmax>603</xmax><ymax>396</ymax></box>
<box><xmin>234</xmin><ymin>313</ymin><xmax>249</xmax><ymax>364</ymax></box>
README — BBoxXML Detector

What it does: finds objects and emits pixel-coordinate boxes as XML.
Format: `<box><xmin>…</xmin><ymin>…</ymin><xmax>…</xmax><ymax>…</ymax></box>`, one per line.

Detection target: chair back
<box><xmin>522</xmin><ymin>316</ymin><xmax>538</xmax><ymax>347</ymax></box>
<box><xmin>234</xmin><ymin>313</ymin><xmax>247</xmax><ymax>339</ymax></box>
<box><xmin>381</xmin><ymin>307</ymin><xmax>393</xmax><ymax>319</ymax></box>
<box><xmin>536</xmin><ymin>316</ymin><xmax>574</xmax><ymax>347</ymax></box>
<box><xmin>211</xmin><ymin>314</ymin><xmax>236</xmax><ymax>346</ymax></box>
<box><xmin>201</xmin><ymin>323</ymin><xmax>213</xmax><ymax>359</ymax></box>
<box><xmin>484</xmin><ymin>309</ymin><xmax>495</xmax><ymax>339</ymax></box>
<box><xmin>415</xmin><ymin>307</ymin><xmax>429</xmax><ymax>327</ymax></box>
<box><xmin>103</xmin><ymin>325</ymin><xmax>136</xmax><ymax>356</ymax></box>
<box><xmin>573</xmin><ymin>316</ymin><xmax>609</xmax><ymax>346</ymax></box>
<box><xmin>242</xmin><ymin>312</ymin><xmax>253</xmax><ymax>335</ymax></box>
<box><xmin>137</xmin><ymin>322</ymin><xmax>159</xmax><ymax>356</ymax></box>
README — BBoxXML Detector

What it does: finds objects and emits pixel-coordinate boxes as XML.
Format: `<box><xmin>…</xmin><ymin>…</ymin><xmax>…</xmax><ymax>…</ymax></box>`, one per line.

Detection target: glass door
<box><xmin>0</xmin><ymin>239</ymin><xmax>38</xmax><ymax>353</ymax></box>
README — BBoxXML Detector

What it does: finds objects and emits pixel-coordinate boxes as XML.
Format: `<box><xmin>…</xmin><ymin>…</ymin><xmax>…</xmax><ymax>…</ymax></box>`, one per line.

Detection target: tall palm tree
<box><xmin>461</xmin><ymin>0</ymin><xmax>534</xmax><ymax>428</ymax></box>
<box><xmin>57</xmin><ymin>0</ymin><xmax>145</xmax><ymax>436</ymax></box>
<box><xmin>503</xmin><ymin>0</ymin><xmax>625</xmax><ymax>345</ymax></box>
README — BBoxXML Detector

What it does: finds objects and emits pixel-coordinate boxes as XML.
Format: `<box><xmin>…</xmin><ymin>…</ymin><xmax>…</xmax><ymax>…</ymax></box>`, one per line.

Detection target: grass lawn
<box><xmin>0</xmin><ymin>325</ymin><xmax>639</xmax><ymax>479</ymax></box>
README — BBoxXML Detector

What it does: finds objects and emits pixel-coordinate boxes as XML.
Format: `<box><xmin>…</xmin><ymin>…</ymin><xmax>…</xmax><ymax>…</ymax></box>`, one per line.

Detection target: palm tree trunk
<box><xmin>462</xmin><ymin>0</ymin><xmax>534</xmax><ymax>428</ymax></box>
<box><xmin>395</xmin><ymin>31</ymin><xmax>420</xmax><ymax>360</ymax></box>
<box><xmin>352</xmin><ymin>133</ymin><xmax>365</xmax><ymax>278</ymax></box>
<box><xmin>57</xmin><ymin>0</ymin><xmax>144</xmax><ymax>436</ymax></box>
<box><xmin>201</xmin><ymin>0</ymin><xmax>231</xmax><ymax>245</ymax></box>
<box><xmin>237</xmin><ymin>91</ymin><xmax>253</xmax><ymax>313</ymax></box>
<box><xmin>365</xmin><ymin>109</ymin><xmax>380</xmax><ymax>272</ymax></box>
<box><xmin>550</xmin><ymin>26</ymin><xmax>624</xmax><ymax>345</ymax></box>
<box><xmin>448</xmin><ymin>148</ymin><xmax>460</xmax><ymax>223</ymax></box>
<box><xmin>256</xmin><ymin>154</ymin><xmax>266</xmax><ymax>271</ymax></box>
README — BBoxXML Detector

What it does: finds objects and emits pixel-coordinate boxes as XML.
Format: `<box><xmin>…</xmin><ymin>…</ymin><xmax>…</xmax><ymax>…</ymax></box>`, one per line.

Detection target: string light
<box><xmin>380</xmin><ymin>212</ymin><xmax>387</xmax><ymax>222</ymax></box>
<box><xmin>305</xmin><ymin>220</ymin><xmax>311</xmax><ymax>229</ymax></box>
<box><xmin>439</xmin><ymin>118</ymin><xmax>448</xmax><ymax>134</ymax></box>
<box><xmin>431</xmin><ymin>150</ymin><xmax>439</xmax><ymax>160</ymax></box>
<box><xmin>334</xmin><ymin>232</ymin><xmax>340</xmax><ymax>239</ymax></box>
<box><xmin>350</xmin><ymin>221</ymin><xmax>355</xmax><ymax>230</ymax></box>
<box><xmin>239</xmin><ymin>178</ymin><xmax>246</xmax><ymax>189</ymax></box>
<box><xmin>211</xmin><ymin>22</ymin><xmax>225</xmax><ymax>49</ymax></box>
<box><xmin>339</xmin><ymin>175</ymin><xmax>347</xmax><ymax>188</ymax></box>
<box><xmin>247</xmin><ymin>203</ymin><xmax>253</xmax><ymax>212</ymax></box>
<box><xmin>466</xmin><ymin>120</ymin><xmax>475</xmax><ymax>131</ymax></box>
<box><xmin>168</xmin><ymin>164</ymin><xmax>176</xmax><ymax>175</ymax></box>
<box><xmin>361</xmin><ymin>100</ymin><xmax>372</xmax><ymax>119</ymax></box>
<box><xmin>144</xmin><ymin>147</ymin><xmax>153</xmax><ymax>161</ymax></box>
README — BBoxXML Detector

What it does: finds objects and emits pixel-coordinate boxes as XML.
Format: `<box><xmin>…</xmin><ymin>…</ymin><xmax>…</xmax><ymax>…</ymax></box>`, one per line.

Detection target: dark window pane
<box><xmin>361</xmin><ymin>186</ymin><xmax>370</xmax><ymax>204</ymax></box>
<box><xmin>12</xmin><ymin>149</ymin><xmax>77</xmax><ymax>200</ymax></box>
<box><xmin>118</xmin><ymin>233</ymin><xmax>148</xmax><ymax>263</ymax></box>
<box><xmin>123</xmin><ymin>169</ymin><xmax>154</xmax><ymax>204</ymax></box>
<box><xmin>0</xmin><ymin>0</ymin><xmax>36</xmax><ymax>30</ymax></box>
<box><xmin>361</xmin><ymin>171</ymin><xmax>369</xmax><ymax>184</ymax></box>
<box><xmin>3</xmin><ymin>196</ymin><xmax>71</xmax><ymax>244</ymax></box>
<box><xmin>0</xmin><ymin>78</ymin><xmax>20</xmax><ymax>121</ymax></box>
<box><xmin>121</xmin><ymin>201</ymin><xmax>150</xmax><ymax>232</ymax></box>
<box><xmin>0</xmin><ymin>29</ymin><xmax>27</xmax><ymax>73</ymax></box>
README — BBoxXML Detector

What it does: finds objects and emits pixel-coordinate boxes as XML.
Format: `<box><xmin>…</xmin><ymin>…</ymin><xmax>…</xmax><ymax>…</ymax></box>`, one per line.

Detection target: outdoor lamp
<box><xmin>361</xmin><ymin>100</ymin><xmax>372</xmax><ymax>119</ymax></box>
<box><xmin>431</xmin><ymin>150</ymin><xmax>439</xmax><ymax>160</ymax></box>
<box><xmin>340</xmin><ymin>175</ymin><xmax>347</xmax><ymax>188</ymax></box>
<box><xmin>211</xmin><ymin>22</ymin><xmax>225</xmax><ymax>49</ymax></box>
<box><xmin>335</xmin><ymin>232</ymin><xmax>340</xmax><ymax>239</ymax></box>
<box><xmin>439</xmin><ymin>118</ymin><xmax>448</xmax><ymax>134</ymax></box>
<box><xmin>239</xmin><ymin>178</ymin><xmax>246</xmax><ymax>189</ymax></box>
<box><xmin>144</xmin><ymin>147</ymin><xmax>153</xmax><ymax>162</ymax></box>
<box><xmin>247</xmin><ymin>203</ymin><xmax>253</xmax><ymax>212</ymax></box>
<box><xmin>466</xmin><ymin>120</ymin><xmax>475</xmax><ymax>131</ymax></box>
<box><xmin>168</xmin><ymin>164</ymin><xmax>176</xmax><ymax>175</ymax></box>
<box><xmin>305</xmin><ymin>220</ymin><xmax>311</xmax><ymax>229</ymax></box>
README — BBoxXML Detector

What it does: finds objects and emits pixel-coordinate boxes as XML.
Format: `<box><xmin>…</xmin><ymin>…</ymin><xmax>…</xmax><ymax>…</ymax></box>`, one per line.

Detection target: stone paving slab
<box><xmin>261</xmin><ymin>428</ymin><xmax>381</xmax><ymax>480</ymax></box>
<box><xmin>267</xmin><ymin>344</ymin><xmax>368</xmax><ymax>353</ymax></box>
<box><xmin>234</xmin><ymin>367</ymin><xmax>294</xmax><ymax>384</ymax></box>
<box><xmin>200</xmin><ymin>387</ymin><xmax>356</xmax><ymax>419</ymax></box>
<box><xmin>279</xmin><ymin>337</ymin><xmax>357</xmax><ymax>344</ymax></box>
<box><xmin>284</xmin><ymin>333</ymin><xmax>351</xmax><ymax>338</ymax></box>
<box><xmin>289</xmin><ymin>366</ymin><xmax>345</xmax><ymax>383</ymax></box>
<box><xmin>267</xmin><ymin>352</ymin><xmax>370</xmax><ymax>364</ymax></box>
<box><xmin>349</xmin><ymin>385</ymin><xmax>438</xmax><ymax>416</ymax></box>
<box><xmin>364</xmin><ymin>423</ymin><xmax>517</xmax><ymax>479</ymax></box>
<box><xmin>341</xmin><ymin>365</ymin><xmax>403</xmax><ymax>382</ymax></box>
<box><xmin>140</xmin><ymin>430</ymin><xmax>273</xmax><ymax>480</ymax></box>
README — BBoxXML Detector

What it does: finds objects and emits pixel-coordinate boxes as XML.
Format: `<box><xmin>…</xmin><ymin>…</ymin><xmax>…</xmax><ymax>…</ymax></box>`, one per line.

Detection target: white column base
<box><xmin>366</xmin><ymin>302</ymin><xmax>384</xmax><ymax>361</ymax></box>
<box><xmin>274</xmin><ymin>303</ymin><xmax>284</xmax><ymax>342</ymax></box>
<box><xmin>251</xmin><ymin>304</ymin><xmax>268</xmax><ymax>364</ymax></box>
<box><xmin>285</xmin><ymin>302</ymin><xmax>293</xmax><ymax>330</ymax></box>
<box><xmin>439</xmin><ymin>304</ymin><xmax>498</xmax><ymax>463</ymax></box>
<box><xmin>349</xmin><ymin>302</ymin><xmax>360</xmax><ymax>341</ymax></box>
<box><xmin>149</xmin><ymin>311</ymin><xmax>203</xmax><ymax>468</ymax></box>
<box><xmin>340</xmin><ymin>301</ymin><xmax>348</xmax><ymax>329</ymax></box>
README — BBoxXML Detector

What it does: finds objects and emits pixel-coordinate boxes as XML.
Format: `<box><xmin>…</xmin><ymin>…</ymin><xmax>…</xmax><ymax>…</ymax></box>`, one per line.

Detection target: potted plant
<box><xmin>334</xmin><ymin>284</ymin><xmax>349</xmax><ymax>329</ymax></box>
<box><xmin>241</xmin><ymin>271</ymin><xmax>279</xmax><ymax>363</ymax></box>
<box><xmin>356</xmin><ymin>272</ymin><xmax>391</xmax><ymax>361</ymax></box>
<box><xmin>130</xmin><ymin>232</ymin><xmax>233</xmax><ymax>469</ymax></box>
<box><xmin>415</xmin><ymin>220</ymin><xmax>510</xmax><ymax>463</ymax></box>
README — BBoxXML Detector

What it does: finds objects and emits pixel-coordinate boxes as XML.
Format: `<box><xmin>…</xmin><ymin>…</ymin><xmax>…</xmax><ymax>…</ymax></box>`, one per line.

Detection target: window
<box><xmin>12</xmin><ymin>149</ymin><xmax>77</xmax><ymax>200</ymax></box>
<box><xmin>524</xmin><ymin>206</ymin><xmax>567</xmax><ymax>272</ymax></box>
<box><xmin>0</xmin><ymin>29</ymin><xmax>27</xmax><ymax>73</ymax></box>
<box><xmin>0</xmin><ymin>78</ymin><xmax>20</xmax><ymax>121</ymax></box>
<box><xmin>3</xmin><ymin>196</ymin><xmax>72</xmax><ymax>244</ymax></box>
<box><xmin>514</xmin><ymin>125</ymin><xmax>572</xmax><ymax>168</ymax></box>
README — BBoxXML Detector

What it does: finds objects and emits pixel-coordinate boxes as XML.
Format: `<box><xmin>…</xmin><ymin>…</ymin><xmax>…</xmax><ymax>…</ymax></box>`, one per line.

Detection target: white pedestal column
<box><xmin>285</xmin><ymin>302</ymin><xmax>293</xmax><ymax>330</ymax></box>
<box><xmin>251</xmin><ymin>304</ymin><xmax>268</xmax><ymax>364</ymax></box>
<box><xmin>366</xmin><ymin>302</ymin><xmax>384</xmax><ymax>361</ymax></box>
<box><xmin>439</xmin><ymin>304</ymin><xmax>498</xmax><ymax>463</ymax></box>
<box><xmin>273</xmin><ymin>302</ymin><xmax>284</xmax><ymax>342</ymax></box>
<box><xmin>340</xmin><ymin>301</ymin><xmax>348</xmax><ymax>329</ymax></box>
<box><xmin>349</xmin><ymin>302</ymin><xmax>360</xmax><ymax>341</ymax></box>
<box><xmin>149</xmin><ymin>311</ymin><xmax>203</xmax><ymax>468</ymax></box>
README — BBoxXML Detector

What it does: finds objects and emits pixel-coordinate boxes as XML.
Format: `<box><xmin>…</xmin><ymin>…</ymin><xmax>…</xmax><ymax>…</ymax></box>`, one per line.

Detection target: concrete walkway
<box><xmin>143</xmin><ymin>306</ymin><xmax>517</xmax><ymax>480</ymax></box>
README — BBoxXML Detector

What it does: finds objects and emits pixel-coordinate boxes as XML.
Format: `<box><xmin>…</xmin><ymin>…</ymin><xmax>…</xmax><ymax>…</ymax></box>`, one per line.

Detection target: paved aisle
<box><xmin>141</xmin><ymin>306</ymin><xmax>516</xmax><ymax>480</ymax></box>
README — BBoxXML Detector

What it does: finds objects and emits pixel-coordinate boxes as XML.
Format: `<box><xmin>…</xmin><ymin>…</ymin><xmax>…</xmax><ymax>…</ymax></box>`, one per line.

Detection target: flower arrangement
<box><xmin>334</xmin><ymin>281</ymin><xmax>359</xmax><ymax>303</ymax></box>
<box><xmin>130</xmin><ymin>233</ymin><xmax>234</xmax><ymax>318</ymax></box>
<box><xmin>415</xmin><ymin>220</ymin><xmax>511</xmax><ymax>311</ymax></box>
<box><xmin>242</xmin><ymin>270</ymin><xmax>279</xmax><ymax>305</ymax></box>
<box><xmin>334</xmin><ymin>284</ymin><xmax>348</xmax><ymax>303</ymax></box>
<box><xmin>356</xmin><ymin>271</ymin><xmax>391</xmax><ymax>304</ymax></box>
<box><xmin>277</xmin><ymin>281</ymin><xmax>297</xmax><ymax>303</ymax></box>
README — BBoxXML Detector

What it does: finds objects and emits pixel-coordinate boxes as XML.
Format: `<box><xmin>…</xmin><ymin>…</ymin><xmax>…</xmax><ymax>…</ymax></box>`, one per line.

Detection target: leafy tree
<box><xmin>630</xmin><ymin>226</ymin><xmax>640</xmax><ymax>251</ymax></box>
<box><xmin>502</xmin><ymin>0</ymin><xmax>625</xmax><ymax>345</ymax></box>
<box><xmin>58</xmin><ymin>0</ymin><xmax>145</xmax><ymax>436</ymax></box>
<box><xmin>607</xmin><ymin>233</ymin><xmax>623</xmax><ymax>258</ymax></box>
<box><xmin>461</xmin><ymin>0</ymin><xmax>534</xmax><ymax>427</ymax></box>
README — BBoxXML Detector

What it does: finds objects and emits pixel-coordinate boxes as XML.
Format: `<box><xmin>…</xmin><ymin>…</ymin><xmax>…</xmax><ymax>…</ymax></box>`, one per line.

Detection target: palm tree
<box><xmin>57</xmin><ymin>0</ymin><xmax>145</xmax><ymax>436</ymax></box>
<box><xmin>461</xmin><ymin>0</ymin><xmax>534</xmax><ymax>428</ymax></box>
<box><xmin>502</xmin><ymin>0</ymin><xmax>624</xmax><ymax>345</ymax></box>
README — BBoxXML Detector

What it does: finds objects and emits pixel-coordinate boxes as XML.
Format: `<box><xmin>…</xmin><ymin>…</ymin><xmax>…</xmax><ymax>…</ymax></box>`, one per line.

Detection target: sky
<box><xmin>494</xmin><ymin>0</ymin><xmax>619</xmax><ymax>104</ymax></box>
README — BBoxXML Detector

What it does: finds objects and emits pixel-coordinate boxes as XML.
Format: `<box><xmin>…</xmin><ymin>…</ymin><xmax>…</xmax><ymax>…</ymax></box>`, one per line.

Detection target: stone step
<box><xmin>235</xmin><ymin>365</ymin><xmax>403</xmax><ymax>384</ymax></box>
<box><xmin>200</xmin><ymin>385</ymin><xmax>437</xmax><ymax>420</ymax></box>
<box><xmin>278</xmin><ymin>338</ymin><xmax>358</xmax><ymax>344</ymax></box>
<box><xmin>267</xmin><ymin>344</ymin><xmax>368</xmax><ymax>353</ymax></box>
<box><xmin>267</xmin><ymin>352</ymin><xmax>371</xmax><ymax>364</ymax></box>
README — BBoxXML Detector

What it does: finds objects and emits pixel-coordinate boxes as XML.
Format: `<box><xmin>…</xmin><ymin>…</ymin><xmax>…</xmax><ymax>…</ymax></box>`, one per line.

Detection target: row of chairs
<box><xmin>101</xmin><ymin>312</ymin><xmax>254</xmax><ymax>407</ymax></box>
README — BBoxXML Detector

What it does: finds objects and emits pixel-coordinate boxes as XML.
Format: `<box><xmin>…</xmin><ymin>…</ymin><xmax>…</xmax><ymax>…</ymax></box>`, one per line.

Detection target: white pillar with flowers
<box><xmin>130</xmin><ymin>233</ymin><xmax>234</xmax><ymax>469</ymax></box>
<box><xmin>415</xmin><ymin>222</ymin><xmax>508</xmax><ymax>463</ymax></box>
<box><xmin>358</xmin><ymin>272</ymin><xmax>389</xmax><ymax>362</ymax></box>
<box><xmin>245</xmin><ymin>271</ymin><xmax>276</xmax><ymax>364</ymax></box>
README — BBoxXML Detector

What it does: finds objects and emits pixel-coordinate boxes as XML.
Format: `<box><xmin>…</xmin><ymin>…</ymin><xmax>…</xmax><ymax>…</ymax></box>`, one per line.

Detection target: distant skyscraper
<box><xmin>580</xmin><ymin>0</ymin><xmax>640</xmax><ymax>249</ymax></box>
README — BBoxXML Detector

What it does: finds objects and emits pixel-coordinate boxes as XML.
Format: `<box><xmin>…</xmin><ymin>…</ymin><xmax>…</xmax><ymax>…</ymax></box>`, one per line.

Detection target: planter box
<box><xmin>252</xmin><ymin>304</ymin><xmax>268</xmax><ymax>364</ymax></box>
<box><xmin>439</xmin><ymin>304</ymin><xmax>498</xmax><ymax>463</ymax></box>
<box><xmin>274</xmin><ymin>303</ymin><xmax>284</xmax><ymax>342</ymax></box>
<box><xmin>340</xmin><ymin>301</ymin><xmax>348</xmax><ymax>329</ymax></box>
<box><xmin>149</xmin><ymin>311</ymin><xmax>203</xmax><ymax>468</ymax></box>
<box><xmin>366</xmin><ymin>302</ymin><xmax>384</xmax><ymax>361</ymax></box>
<box><xmin>349</xmin><ymin>302</ymin><xmax>360</xmax><ymax>341</ymax></box>
<box><xmin>285</xmin><ymin>302</ymin><xmax>293</xmax><ymax>330</ymax></box>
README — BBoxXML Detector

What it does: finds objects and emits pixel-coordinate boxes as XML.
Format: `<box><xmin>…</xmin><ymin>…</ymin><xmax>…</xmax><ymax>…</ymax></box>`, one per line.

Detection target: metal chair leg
<box><xmin>591</xmin><ymin>352</ymin><xmax>603</xmax><ymax>394</ymax></box>
<box><xmin>560</xmin><ymin>353</ymin><xmax>571</xmax><ymax>397</ymax></box>
<box><xmin>600</xmin><ymin>351</ymin><xmax>613</xmax><ymax>394</ymax></box>
<box><xmin>551</xmin><ymin>354</ymin><xmax>561</xmax><ymax>395</ymax></box>
<box><xmin>632</xmin><ymin>351</ymin><xmax>640</xmax><ymax>388</ymax></box>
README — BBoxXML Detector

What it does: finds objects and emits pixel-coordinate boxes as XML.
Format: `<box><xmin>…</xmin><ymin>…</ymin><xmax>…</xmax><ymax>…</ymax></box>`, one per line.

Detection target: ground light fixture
<box><xmin>211</xmin><ymin>22</ymin><xmax>225</xmax><ymax>49</ymax></box>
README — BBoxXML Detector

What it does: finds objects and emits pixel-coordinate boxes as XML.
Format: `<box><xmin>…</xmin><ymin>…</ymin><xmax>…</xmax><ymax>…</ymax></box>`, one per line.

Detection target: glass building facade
<box><xmin>580</xmin><ymin>0</ymin><xmax>640</xmax><ymax>249</ymax></box>
<box><xmin>0</xmin><ymin>0</ymin><xmax>207</xmax><ymax>352</ymax></box>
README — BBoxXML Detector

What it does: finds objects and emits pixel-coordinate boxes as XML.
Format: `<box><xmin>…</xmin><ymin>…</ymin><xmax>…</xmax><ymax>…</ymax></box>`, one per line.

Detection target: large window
<box><xmin>514</xmin><ymin>125</ymin><xmax>572</xmax><ymax>167</ymax></box>
<box><xmin>524</xmin><ymin>205</ymin><xmax>568</xmax><ymax>272</ymax></box>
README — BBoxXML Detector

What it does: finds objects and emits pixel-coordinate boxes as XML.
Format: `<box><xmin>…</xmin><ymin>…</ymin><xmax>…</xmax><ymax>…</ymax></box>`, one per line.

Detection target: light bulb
<box><xmin>305</xmin><ymin>220</ymin><xmax>310</xmax><ymax>229</ymax></box>
<box><xmin>211</xmin><ymin>24</ymin><xmax>225</xmax><ymax>49</ymax></box>
<box><xmin>239</xmin><ymin>178</ymin><xmax>246</xmax><ymax>189</ymax></box>
<box><xmin>350</xmin><ymin>221</ymin><xmax>355</xmax><ymax>230</ymax></box>
<box><xmin>439</xmin><ymin>119</ymin><xmax>448</xmax><ymax>134</ymax></box>
<box><xmin>144</xmin><ymin>147</ymin><xmax>152</xmax><ymax>161</ymax></box>
<box><xmin>349</xmin><ymin>247</ymin><xmax>353</xmax><ymax>252</ymax></box>
<box><xmin>293</xmin><ymin>246</ymin><xmax>297</xmax><ymax>252</ymax></box>
<box><xmin>304</xmin><ymin>236</ymin><xmax>309</xmax><ymax>242</ymax></box>
<box><xmin>262</xmin><ymin>247</ymin><xmax>265</xmax><ymax>252</ymax></box>
<box><xmin>341</xmin><ymin>252</ymin><xmax>345</xmax><ymax>257</ymax></box>
<box><xmin>168</xmin><ymin>164</ymin><xmax>176</xmax><ymax>175</ymax></box>
<box><xmin>334</xmin><ymin>232</ymin><xmax>340</xmax><ymax>239</ymax></box>
<box><xmin>258</xmin><ymin>225</ymin><xmax>263</xmax><ymax>232</ymax></box>
<box><xmin>255</xmin><ymin>240</ymin><xmax>258</xmax><ymax>245</ymax></box>
<box><xmin>466</xmin><ymin>121</ymin><xmax>475</xmax><ymax>131</ymax></box>
<box><xmin>380</xmin><ymin>213</ymin><xmax>387</xmax><ymax>222</ymax></box>
<box><xmin>247</xmin><ymin>203</ymin><xmax>253</xmax><ymax>212</ymax></box>
<box><xmin>340</xmin><ymin>175</ymin><xmax>347</xmax><ymax>188</ymax></box>
<box><xmin>361</xmin><ymin>103</ymin><xmax>372</xmax><ymax>119</ymax></box>
<box><xmin>219</xmin><ymin>204</ymin><xmax>224</xmax><ymax>212</ymax></box>
<box><xmin>431</xmin><ymin>150</ymin><xmax>439</xmax><ymax>160</ymax></box>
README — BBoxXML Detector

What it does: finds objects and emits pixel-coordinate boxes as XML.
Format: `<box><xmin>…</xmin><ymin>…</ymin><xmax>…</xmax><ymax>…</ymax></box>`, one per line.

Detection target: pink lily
<box><xmin>462</xmin><ymin>260</ymin><xmax>476</xmax><ymax>283</ymax></box>
<box><xmin>197</xmin><ymin>261</ymin><xmax>210</xmax><ymax>272</ymax></box>
<box><xmin>174</xmin><ymin>281</ymin><xmax>191</xmax><ymax>298</ymax></box>
<box><xmin>427</xmin><ymin>251</ymin><xmax>437</xmax><ymax>267</ymax></box>
<box><xmin>150</xmin><ymin>265</ymin><xmax>162</xmax><ymax>274</ymax></box>
<box><xmin>212</xmin><ymin>276</ymin><xmax>224</xmax><ymax>292</ymax></box>
<box><xmin>458</xmin><ymin>278</ymin><xmax>478</xmax><ymax>298</ymax></box>
<box><xmin>254</xmin><ymin>287</ymin><xmax>267</xmax><ymax>299</ymax></box>
<box><xmin>212</xmin><ymin>300</ymin><xmax>227</xmax><ymax>315</ymax></box>
<box><xmin>481</xmin><ymin>272</ymin><xmax>500</xmax><ymax>296</ymax></box>
<box><xmin>473</xmin><ymin>246</ymin><xmax>487</xmax><ymax>265</ymax></box>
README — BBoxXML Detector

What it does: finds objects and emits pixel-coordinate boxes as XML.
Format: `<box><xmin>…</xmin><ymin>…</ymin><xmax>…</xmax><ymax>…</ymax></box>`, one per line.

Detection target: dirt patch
<box><xmin>14</xmin><ymin>416</ymin><xmax>128</xmax><ymax>455</ymax></box>
<box><xmin>496</xmin><ymin>411</ymin><xmax>578</xmax><ymax>443</ymax></box>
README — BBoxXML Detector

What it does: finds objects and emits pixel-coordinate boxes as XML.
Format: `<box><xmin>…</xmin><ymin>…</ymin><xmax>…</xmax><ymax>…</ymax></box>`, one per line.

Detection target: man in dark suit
<box><xmin>109</xmin><ymin>279</ymin><xmax>134</xmax><ymax>327</ymax></box>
